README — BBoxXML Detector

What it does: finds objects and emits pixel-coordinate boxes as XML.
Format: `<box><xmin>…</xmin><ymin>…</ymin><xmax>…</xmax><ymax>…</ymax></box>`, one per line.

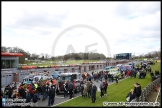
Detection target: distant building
<box><xmin>1</xmin><ymin>52</ymin><xmax>23</xmax><ymax>69</ymax></box>
<box><xmin>115</xmin><ymin>53</ymin><xmax>132</xmax><ymax>59</ymax></box>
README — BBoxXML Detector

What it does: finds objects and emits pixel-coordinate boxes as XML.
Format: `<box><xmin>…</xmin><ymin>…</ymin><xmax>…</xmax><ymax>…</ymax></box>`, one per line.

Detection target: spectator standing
<box><xmin>32</xmin><ymin>90</ymin><xmax>38</xmax><ymax>107</ymax></box>
<box><xmin>103</xmin><ymin>80</ymin><xmax>108</xmax><ymax>96</ymax></box>
<box><xmin>68</xmin><ymin>80</ymin><xmax>73</xmax><ymax>99</ymax></box>
<box><xmin>100</xmin><ymin>80</ymin><xmax>104</xmax><ymax>98</ymax></box>
<box><xmin>91</xmin><ymin>84</ymin><xmax>97</xmax><ymax>103</ymax></box>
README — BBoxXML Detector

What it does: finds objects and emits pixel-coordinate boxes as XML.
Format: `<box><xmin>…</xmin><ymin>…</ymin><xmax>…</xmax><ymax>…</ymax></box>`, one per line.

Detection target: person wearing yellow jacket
<box><xmin>34</xmin><ymin>83</ymin><xmax>38</xmax><ymax>90</ymax></box>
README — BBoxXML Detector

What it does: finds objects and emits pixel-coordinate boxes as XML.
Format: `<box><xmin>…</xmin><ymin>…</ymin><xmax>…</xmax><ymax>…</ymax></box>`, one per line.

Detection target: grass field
<box><xmin>56</xmin><ymin>62</ymin><xmax>161</xmax><ymax>107</ymax></box>
<box><xmin>23</xmin><ymin>60</ymin><xmax>100</xmax><ymax>66</ymax></box>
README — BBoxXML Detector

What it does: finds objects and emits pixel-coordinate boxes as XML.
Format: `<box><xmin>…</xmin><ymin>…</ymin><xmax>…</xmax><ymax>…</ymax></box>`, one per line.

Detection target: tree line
<box><xmin>134</xmin><ymin>51</ymin><xmax>161</xmax><ymax>59</ymax></box>
<box><xmin>51</xmin><ymin>52</ymin><xmax>106</xmax><ymax>61</ymax></box>
<box><xmin>1</xmin><ymin>46</ymin><xmax>106</xmax><ymax>64</ymax></box>
<box><xmin>1</xmin><ymin>46</ymin><xmax>160</xmax><ymax>64</ymax></box>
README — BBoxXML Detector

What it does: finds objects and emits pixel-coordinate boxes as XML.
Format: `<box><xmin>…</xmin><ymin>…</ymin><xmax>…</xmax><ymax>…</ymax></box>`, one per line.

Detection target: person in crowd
<box><xmin>31</xmin><ymin>83</ymin><xmax>35</xmax><ymax>91</ymax></box>
<box><xmin>48</xmin><ymin>85</ymin><xmax>55</xmax><ymax>106</ymax></box>
<box><xmin>130</xmin><ymin>69</ymin><xmax>134</xmax><ymax>78</ymax></box>
<box><xmin>126</xmin><ymin>89</ymin><xmax>135</xmax><ymax>102</ymax></box>
<box><xmin>100</xmin><ymin>80</ymin><xmax>104</xmax><ymax>98</ymax></box>
<box><xmin>34</xmin><ymin>82</ymin><xmax>38</xmax><ymax>90</ymax></box>
<box><xmin>45</xmin><ymin>84</ymin><xmax>50</xmax><ymax>100</ymax></box>
<box><xmin>111</xmin><ymin>75</ymin><xmax>114</xmax><ymax>82</ymax></box>
<box><xmin>98</xmin><ymin>72</ymin><xmax>101</xmax><ymax>81</ymax></box>
<box><xmin>80</xmin><ymin>79</ymin><xmax>84</xmax><ymax>86</ymax></box>
<box><xmin>88</xmin><ymin>74</ymin><xmax>92</xmax><ymax>81</ymax></box>
<box><xmin>82</xmin><ymin>73</ymin><xmax>85</xmax><ymax>80</ymax></box>
<box><xmin>150</xmin><ymin>71</ymin><xmax>154</xmax><ymax>77</ymax></box>
<box><xmin>127</xmin><ymin>70</ymin><xmax>131</xmax><ymax>76</ymax></box>
<box><xmin>72</xmin><ymin>80</ymin><xmax>76</xmax><ymax>97</ymax></box>
<box><xmin>80</xmin><ymin>84</ymin><xmax>84</xmax><ymax>98</ymax></box>
<box><xmin>48</xmin><ymin>80</ymin><xmax>52</xmax><ymax>88</ymax></box>
<box><xmin>122</xmin><ymin>70</ymin><xmax>125</xmax><ymax>78</ymax></box>
<box><xmin>83</xmin><ymin>84</ymin><xmax>87</xmax><ymax>98</ymax></box>
<box><xmin>137</xmin><ymin>71</ymin><xmax>140</xmax><ymax>79</ymax></box>
<box><xmin>87</xmin><ymin>81</ymin><xmax>91</xmax><ymax>98</ymax></box>
<box><xmin>125</xmin><ymin>70</ymin><xmax>128</xmax><ymax>77</ymax></box>
<box><xmin>108</xmin><ymin>73</ymin><xmax>111</xmax><ymax>82</ymax></box>
<box><xmin>63</xmin><ymin>80</ymin><xmax>68</xmax><ymax>98</ymax></box>
<box><xmin>91</xmin><ymin>84</ymin><xmax>97</xmax><ymax>103</ymax></box>
<box><xmin>115</xmin><ymin>76</ymin><xmax>119</xmax><ymax>85</ymax></box>
<box><xmin>4</xmin><ymin>85</ymin><xmax>9</xmax><ymax>99</ymax></box>
<box><xmin>41</xmin><ymin>84</ymin><xmax>46</xmax><ymax>101</ymax></box>
<box><xmin>52</xmin><ymin>78</ymin><xmax>57</xmax><ymax>87</ymax></box>
<box><xmin>32</xmin><ymin>90</ymin><xmax>38</xmax><ymax>107</ymax></box>
<box><xmin>133</xmin><ymin>68</ymin><xmax>137</xmax><ymax>78</ymax></box>
<box><xmin>36</xmin><ymin>84</ymin><xmax>41</xmax><ymax>100</ymax></box>
<box><xmin>134</xmin><ymin>83</ymin><xmax>142</xmax><ymax>102</ymax></box>
<box><xmin>68</xmin><ymin>80</ymin><xmax>73</xmax><ymax>99</ymax></box>
<box><xmin>92</xmin><ymin>71</ymin><xmax>94</xmax><ymax>76</ymax></box>
<box><xmin>104</xmin><ymin>71</ymin><xmax>108</xmax><ymax>81</ymax></box>
<box><xmin>8</xmin><ymin>85</ymin><xmax>12</xmax><ymax>98</ymax></box>
<box><xmin>18</xmin><ymin>85</ymin><xmax>26</xmax><ymax>99</ymax></box>
<box><xmin>103</xmin><ymin>79</ymin><xmax>108</xmax><ymax>96</ymax></box>
<box><xmin>25</xmin><ymin>89</ymin><xmax>31</xmax><ymax>103</ymax></box>
<box><xmin>14</xmin><ymin>82</ymin><xmax>17</xmax><ymax>90</ymax></box>
<box><xmin>11</xmin><ymin>90</ymin><xmax>17</xmax><ymax>99</ymax></box>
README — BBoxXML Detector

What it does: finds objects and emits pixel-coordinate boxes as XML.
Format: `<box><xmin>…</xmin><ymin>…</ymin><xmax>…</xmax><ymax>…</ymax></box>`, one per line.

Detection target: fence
<box><xmin>131</xmin><ymin>75</ymin><xmax>161</xmax><ymax>102</ymax></box>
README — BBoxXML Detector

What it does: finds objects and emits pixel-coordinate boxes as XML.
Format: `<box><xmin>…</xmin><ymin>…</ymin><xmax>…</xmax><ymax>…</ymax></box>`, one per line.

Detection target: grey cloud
<box><xmin>8</xmin><ymin>10</ymin><xmax>67</xmax><ymax>29</ymax></box>
<box><xmin>113</xmin><ymin>2</ymin><xmax>132</xmax><ymax>17</ymax></box>
<box><xmin>141</xmin><ymin>31</ymin><xmax>160</xmax><ymax>39</ymax></box>
<box><xmin>113</xmin><ymin>2</ymin><xmax>160</xmax><ymax>17</ymax></box>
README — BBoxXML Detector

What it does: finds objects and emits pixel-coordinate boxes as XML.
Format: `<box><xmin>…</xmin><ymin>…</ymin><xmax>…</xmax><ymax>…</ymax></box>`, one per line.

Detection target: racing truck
<box><xmin>56</xmin><ymin>72</ymin><xmax>81</xmax><ymax>95</ymax></box>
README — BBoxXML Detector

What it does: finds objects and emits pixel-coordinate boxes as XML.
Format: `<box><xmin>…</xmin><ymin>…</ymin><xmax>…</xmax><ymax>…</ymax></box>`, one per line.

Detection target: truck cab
<box><xmin>23</xmin><ymin>74</ymin><xmax>51</xmax><ymax>84</ymax></box>
<box><xmin>56</xmin><ymin>72</ymin><xmax>81</xmax><ymax>95</ymax></box>
<box><xmin>109</xmin><ymin>68</ymin><xmax>122</xmax><ymax>79</ymax></box>
<box><xmin>105</xmin><ymin>66</ymin><xmax>116</xmax><ymax>71</ymax></box>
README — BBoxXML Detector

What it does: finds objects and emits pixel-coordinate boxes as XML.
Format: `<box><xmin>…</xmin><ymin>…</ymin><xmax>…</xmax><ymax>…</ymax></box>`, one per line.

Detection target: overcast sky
<box><xmin>2</xmin><ymin>2</ymin><xmax>160</xmax><ymax>57</ymax></box>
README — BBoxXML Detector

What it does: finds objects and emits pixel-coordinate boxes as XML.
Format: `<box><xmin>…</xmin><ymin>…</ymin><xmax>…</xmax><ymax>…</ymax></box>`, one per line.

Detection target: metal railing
<box><xmin>131</xmin><ymin>75</ymin><xmax>161</xmax><ymax>102</ymax></box>
<box><xmin>155</xmin><ymin>85</ymin><xmax>161</xmax><ymax>103</ymax></box>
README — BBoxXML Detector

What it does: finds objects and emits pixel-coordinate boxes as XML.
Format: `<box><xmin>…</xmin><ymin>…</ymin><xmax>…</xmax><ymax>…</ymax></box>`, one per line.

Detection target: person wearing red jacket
<box><xmin>127</xmin><ymin>70</ymin><xmax>131</xmax><ymax>76</ymax></box>
<box><xmin>103</xmin><ymin>80</ymin><xmax>108</xmax><ymax>96</ymax></box>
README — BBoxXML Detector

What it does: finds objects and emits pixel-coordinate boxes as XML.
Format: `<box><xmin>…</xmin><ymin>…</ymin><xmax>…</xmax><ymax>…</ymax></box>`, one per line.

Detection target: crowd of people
<box><xmin>1</xmin><ymin>80</ymin><xmax>56</xmax><ymax>107</ymax></box>
<box><xmin>1</xmin><ymin>62</ymin><xmax>159</xmax><ymax>107</ymax></box>
<box><xmin>81</xmin><ymin>65</ymin><xmax>152</xmax><ymax>83</ymax></box>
